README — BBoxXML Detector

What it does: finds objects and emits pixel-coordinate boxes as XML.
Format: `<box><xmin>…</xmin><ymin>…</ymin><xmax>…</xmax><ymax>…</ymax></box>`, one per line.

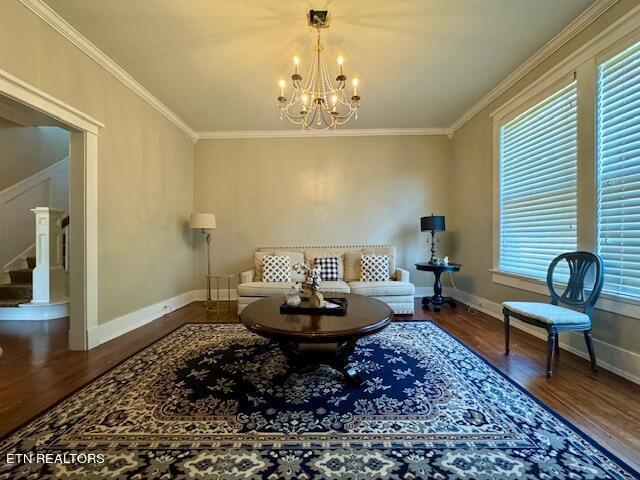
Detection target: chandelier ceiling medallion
<box><xmin>276</xmin><ymin>10</ymin><xmax>361</xmax><ymax>131</ymax></box>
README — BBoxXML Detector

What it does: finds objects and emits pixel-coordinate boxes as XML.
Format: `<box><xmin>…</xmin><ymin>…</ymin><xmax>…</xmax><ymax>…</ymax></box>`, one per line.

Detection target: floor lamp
<box><xmin>190</xmin><ymin>213</ymin><xmax>217</xmax><ymax>307</ymax></box>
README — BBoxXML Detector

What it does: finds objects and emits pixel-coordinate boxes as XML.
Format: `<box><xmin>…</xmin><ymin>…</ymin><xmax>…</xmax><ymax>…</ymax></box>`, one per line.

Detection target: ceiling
<box><xmin>45</xmin><ymin>0</ymin><xmax>594</xmax><ymax>132</ymax></box>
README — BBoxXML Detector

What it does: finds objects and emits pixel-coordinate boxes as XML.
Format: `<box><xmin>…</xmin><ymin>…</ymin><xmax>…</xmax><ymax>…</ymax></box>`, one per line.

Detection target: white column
<box><xmin>31</xmin><ymin>207</ymin><xmax>67</xmax><ymax>303</ymax></box>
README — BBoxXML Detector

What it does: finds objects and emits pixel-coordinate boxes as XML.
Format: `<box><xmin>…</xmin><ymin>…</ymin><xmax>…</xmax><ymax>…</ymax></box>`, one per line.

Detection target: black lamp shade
<box><xmin>421</xmin><ymin>215</ymin><xmax>445</xmax><ymax>232</ymax></box>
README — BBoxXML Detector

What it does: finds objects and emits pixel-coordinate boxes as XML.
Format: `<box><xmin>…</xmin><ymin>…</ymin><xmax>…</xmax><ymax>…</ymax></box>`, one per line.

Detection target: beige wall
<box><xmin>450</xmin><ymin>0</ymin><xmax>640</xmax><ymax>354</ymax></box>
<box><xmin>194</xmin><ymin>136</ymin><xmax>451</xmax><ymax>287</ymax></box>
<box><xmin>0</xmin><ymin>1</ymin><xmax>195</xmax><ymax>324</ymax></box>
<box><xmin>0</xmin><ymin>123</ymin><xmax>68</xmax><ymax>192</ymax></box>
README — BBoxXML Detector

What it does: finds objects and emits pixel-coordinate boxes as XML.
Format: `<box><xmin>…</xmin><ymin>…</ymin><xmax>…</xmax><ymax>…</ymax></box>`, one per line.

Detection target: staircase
<box><xmin>0</xmin><ymin>209</ymin><xmax>70</xmax><ymax>320</ymax></box>
<box><xmin>0</xmin><ymin>256</ymin><xmax>35</xmax><ymax>307</ymax></box>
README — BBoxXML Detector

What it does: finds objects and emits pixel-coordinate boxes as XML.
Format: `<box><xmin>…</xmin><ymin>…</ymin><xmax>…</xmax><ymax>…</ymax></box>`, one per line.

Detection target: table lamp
<box><xmin>421</xmin><ymin>214</ymin><xmax>445</xmax><ymax>263</ymax></box>
<box><xmin>190</xmin><ymin>213</ymin><xmax>216</xmax><ymax>305</ymax></box>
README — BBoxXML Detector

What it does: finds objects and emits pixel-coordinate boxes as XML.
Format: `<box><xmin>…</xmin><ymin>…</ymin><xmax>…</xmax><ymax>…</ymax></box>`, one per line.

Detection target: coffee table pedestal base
<box><xmin>278</xmin><ymin>340</ymin><xmax>363</xmax><ymax>386</ymax></box>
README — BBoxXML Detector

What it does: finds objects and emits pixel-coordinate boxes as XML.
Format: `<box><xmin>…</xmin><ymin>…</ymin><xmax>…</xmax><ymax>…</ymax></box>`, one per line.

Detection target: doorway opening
<box><xmin>0</xmin><ymin>69</ymin><xmax>102</xmax><ymax>350</ymax></box>
<box><xmin>0</xmin><ymin>97</ymin><xmax>70</xmax><ymax>322</ymax></box>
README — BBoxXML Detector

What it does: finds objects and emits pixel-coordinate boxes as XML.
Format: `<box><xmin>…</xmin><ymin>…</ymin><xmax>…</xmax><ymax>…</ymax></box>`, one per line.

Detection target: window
<box><xmin>499</xmin><ymin>82</ymin><xmax>578</xmax><ymax>279</ymax></box>
<box><xmin>491</xmin><ymin>22</ymin><xmax>640</xmax><ymax>318</ymax></box>
<box><xmin>597</xmin><ymin>40</ymin><xmax>640</xmax><ymax>300</ymax></box>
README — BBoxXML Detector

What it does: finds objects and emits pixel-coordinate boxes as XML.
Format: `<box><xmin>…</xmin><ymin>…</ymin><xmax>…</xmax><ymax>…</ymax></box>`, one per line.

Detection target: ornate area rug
<box><xmin>1</xmin><ymin>322</ymin><xmax>637</xmax><ymax>479</ymax></box>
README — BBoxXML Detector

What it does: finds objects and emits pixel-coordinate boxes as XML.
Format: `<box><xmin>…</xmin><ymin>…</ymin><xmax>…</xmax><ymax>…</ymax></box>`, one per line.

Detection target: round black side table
<box><xmin>415</xmin><ymin>262</ymin><xmax>462</xmax><ymax>312</ymax></box>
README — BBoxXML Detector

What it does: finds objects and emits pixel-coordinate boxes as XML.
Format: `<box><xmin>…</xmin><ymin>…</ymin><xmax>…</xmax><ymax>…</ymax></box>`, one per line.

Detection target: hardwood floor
<box><xmin>0</xmin><ymin>300</ymin><xmax>639</xmax><ymax>469</ymax></box>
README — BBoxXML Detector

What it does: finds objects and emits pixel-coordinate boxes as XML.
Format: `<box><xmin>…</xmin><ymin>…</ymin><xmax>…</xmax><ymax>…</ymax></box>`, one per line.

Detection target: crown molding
<box><xmin>196</xmin><ymin>127</ymin><xmax>453</xmax><ymax>141</ymax></box>
<box><xmin>448</xmin><ymin>0</ymin><xmax>619</xmax><ymax>135</ymax></box>
<box><xmin>18</xmin><ymin>0</ymin><xmax>198</xmax><ymax>141</ymax></box>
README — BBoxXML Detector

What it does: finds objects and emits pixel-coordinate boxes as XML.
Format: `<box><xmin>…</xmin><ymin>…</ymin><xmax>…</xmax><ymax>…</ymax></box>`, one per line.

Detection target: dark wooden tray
<box><xmin>280</xmin><ymin>297</ymin><xmax>348</xmax><ymax>316</ymax></box>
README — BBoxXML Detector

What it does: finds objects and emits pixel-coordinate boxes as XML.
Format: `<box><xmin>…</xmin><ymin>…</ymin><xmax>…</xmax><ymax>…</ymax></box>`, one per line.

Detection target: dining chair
<box><xmin>502</xmin><ymin>251</ymin><xmax>604</xmax><ymax>378</ymax></box>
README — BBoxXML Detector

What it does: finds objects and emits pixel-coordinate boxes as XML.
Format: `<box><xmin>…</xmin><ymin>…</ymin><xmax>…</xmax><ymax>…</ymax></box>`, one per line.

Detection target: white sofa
<box><xmin>238</xmin><ymin>245</ymin><xmax>415</xmax><ymax>314</ymax></box>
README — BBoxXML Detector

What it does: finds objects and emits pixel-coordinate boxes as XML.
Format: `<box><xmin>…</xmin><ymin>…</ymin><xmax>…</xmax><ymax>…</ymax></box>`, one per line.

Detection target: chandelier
<box><xmin>276</xmin><ymin>10</ymin><xmax>361</xmax><ymax>131</ymax></box>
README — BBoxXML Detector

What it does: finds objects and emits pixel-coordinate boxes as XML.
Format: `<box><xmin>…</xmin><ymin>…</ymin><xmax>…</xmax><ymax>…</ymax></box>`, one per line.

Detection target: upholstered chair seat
<box><xmin>501</xmin><ymin>302</ymin><xmax>590</xmax><ymax>326</ymax></box>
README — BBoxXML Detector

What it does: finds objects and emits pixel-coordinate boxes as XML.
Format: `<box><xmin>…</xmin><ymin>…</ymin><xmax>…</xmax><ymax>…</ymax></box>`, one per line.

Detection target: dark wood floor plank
<box><xmin>0</xmin><ymin>300</ymin><xmax>638</xmax><ymax>469</ymax></box>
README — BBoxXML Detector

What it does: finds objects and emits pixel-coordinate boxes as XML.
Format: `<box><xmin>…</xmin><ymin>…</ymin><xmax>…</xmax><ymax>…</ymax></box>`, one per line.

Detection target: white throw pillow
<box><xmin>262</xmin><ymin>255</ymin><xmax>291</xmax><ymax>282</ymax></box>
<box><xmin>361</xmin><ymin>255</ymin><xmax>390</xmax><ymax>282</ymax></box>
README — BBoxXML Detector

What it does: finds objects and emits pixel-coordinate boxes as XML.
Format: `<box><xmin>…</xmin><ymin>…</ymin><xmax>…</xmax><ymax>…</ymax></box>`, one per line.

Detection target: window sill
<box><xmin>491</xmin><ymin>269</ymin><xmax>640</xmax><ymax>320</ymax></box>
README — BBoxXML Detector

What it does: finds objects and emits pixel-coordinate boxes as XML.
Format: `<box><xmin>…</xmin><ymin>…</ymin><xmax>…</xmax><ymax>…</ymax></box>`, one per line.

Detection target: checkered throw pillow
<box><xmin>361</xmin><ymin>255</ymin><xmax>390</xmax><ymax>282</ymax></box>
<box><xmin>262</xmin><ymin>255</ymin><xmax>291</xmax><ymax>282</ymax></box>
<box><xmin>314</xmin><ymin>257</ymin><xmax>339</xmax><ymax>281</ymax></box>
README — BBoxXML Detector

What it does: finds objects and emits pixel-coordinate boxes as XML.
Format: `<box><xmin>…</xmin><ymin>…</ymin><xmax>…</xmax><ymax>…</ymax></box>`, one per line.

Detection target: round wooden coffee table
<box><xmin>241</xmin><ymin>293</ymin><xmax>393</xmax><ymax>385</ymax></box>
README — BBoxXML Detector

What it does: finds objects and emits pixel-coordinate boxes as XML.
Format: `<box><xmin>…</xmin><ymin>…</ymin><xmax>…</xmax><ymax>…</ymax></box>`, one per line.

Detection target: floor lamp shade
<box><xmin>190</xmin><ymin>213</ymin><xmax>216</xmax><ymax>230</ymax></box>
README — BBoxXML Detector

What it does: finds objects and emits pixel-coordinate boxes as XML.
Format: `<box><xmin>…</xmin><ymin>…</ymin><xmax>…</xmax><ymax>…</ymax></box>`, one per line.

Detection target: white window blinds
<box><xmin>597</xmin><ymin>41</ymin><xmax>640</xmax><ymax>299</ymax></box>
<box><xmin>499</xmin><ymin>82</ymin><xmax>578</xmax><ymax>278</ymax></box>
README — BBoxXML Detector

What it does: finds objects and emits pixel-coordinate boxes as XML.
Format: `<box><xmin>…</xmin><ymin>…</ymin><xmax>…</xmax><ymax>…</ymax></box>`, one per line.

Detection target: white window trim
<box><xmin>491</xmin><ymin>9</ymin><xmax>640</xmax><ymax>320</ymax></box>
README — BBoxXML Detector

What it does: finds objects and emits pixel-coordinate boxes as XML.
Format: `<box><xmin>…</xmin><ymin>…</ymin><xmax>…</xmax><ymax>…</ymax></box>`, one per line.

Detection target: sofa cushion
<box><xmin>255</xmin><ymin>250</ymin><xmax>305</xmax><ymax>282</ymax></box>
<box><xmin>237</xmin><ymin>282</ymin><xmax>297</xmax><ymax>297</ymax></box>
<box><xmin>369</xmin><ymin>295</ymin><xmax>416</xmax><ymax>303</ymax></box>
<box><xmin>238</xmin><ymin>281</ymin><xmax>351</xmax><ymax>297</ymax></box>
<box><xmin>349</xmin><ymin>281</ymin><xmax>415</xmax><ymax>297</ymax></box>
<box><xmin>318</xmin><ymin>281</ymin><xmax>351</xmax><ymax>294</ymax></box>
<box><xmin>344</xmin><ymin>246</ymin><xmax>396</xmax><ymax>281</ymax></box>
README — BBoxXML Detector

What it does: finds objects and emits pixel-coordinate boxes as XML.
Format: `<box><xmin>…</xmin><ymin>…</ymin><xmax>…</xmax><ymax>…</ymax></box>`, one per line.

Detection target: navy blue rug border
<box><xmin>1</xmin><ymin>319</ymin><xmax>638</xmax><ymax>477</ymax></box>
<box><xmin>424</xmin><ymin>320</ymin><xmax>640</xmax><ymax>476</ymax></box>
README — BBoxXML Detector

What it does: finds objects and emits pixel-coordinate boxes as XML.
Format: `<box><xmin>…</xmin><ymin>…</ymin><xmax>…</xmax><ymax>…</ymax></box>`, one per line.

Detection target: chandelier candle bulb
<box><xmin>293</xmin><ymin>56</ymin><xmax>300</xmax><ymax>75</ymax></box>
<box><xmin>279</xmin><ymin>80</ymin><xmax>285</xmax><ymax>98</ymax></box>
<box><xmin>352</xmin><ymin>78</ymin><xmax>359</xmax><ymax>97</ymax></box>
<box><xmin>337</xmin><ymin>56</ymin><xmax>344</xmax><ymax>76</ymax></box>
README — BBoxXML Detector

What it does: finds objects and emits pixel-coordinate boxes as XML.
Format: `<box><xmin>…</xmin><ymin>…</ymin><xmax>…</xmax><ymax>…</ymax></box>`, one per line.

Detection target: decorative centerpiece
<box><xmin>280</xmin><ymin>263</ymin><xmax>347</xmax><ymax>315</ymax></box>
<box><xmin>293</xmin><ymin>263</ymin><xmax>324</xmax><ymax>308</ymax></box>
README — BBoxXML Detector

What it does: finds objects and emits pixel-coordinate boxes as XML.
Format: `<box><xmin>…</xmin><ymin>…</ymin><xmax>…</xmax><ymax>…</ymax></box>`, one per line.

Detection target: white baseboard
<box><xmin>414</xmin><ymin>286</ymin><xmax>454</xmax><ymax>298</ymax></box>
<box><xmin>414</xmin><ymin>287</ymin><xmax>430</xmax><ymax>298</ymax></box>
<box><xmin>451</xmin><ymin>288</ymin><xmax>640</xmax><ymax>385</ymax></box>
<box><xmin>87</xmin><ymin>290</ymin><xmax>200</xmax><ymax>347</ymax></box>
